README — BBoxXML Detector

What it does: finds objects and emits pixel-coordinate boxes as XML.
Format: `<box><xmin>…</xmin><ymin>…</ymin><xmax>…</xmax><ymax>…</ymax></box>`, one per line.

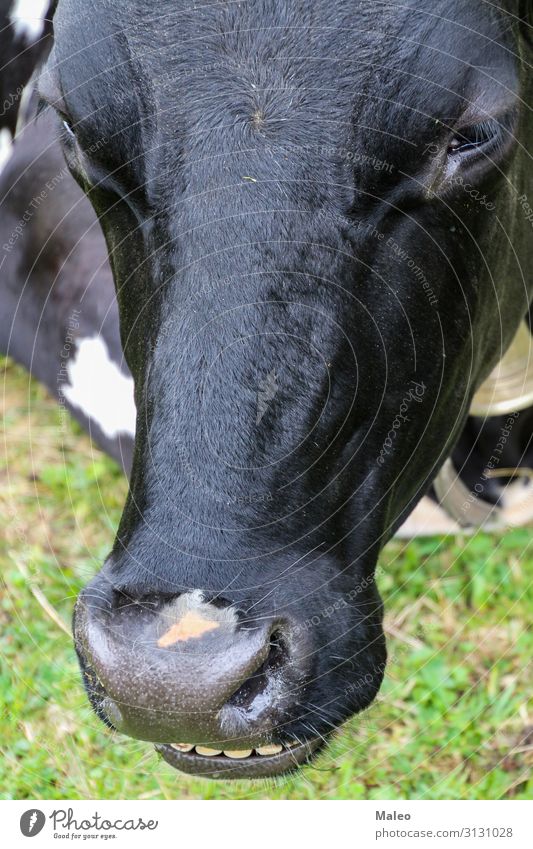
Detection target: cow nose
<box><xmin>74</xmin><ymin>580</ymin><xmax>300</xmax><ymax>747</ymax></box>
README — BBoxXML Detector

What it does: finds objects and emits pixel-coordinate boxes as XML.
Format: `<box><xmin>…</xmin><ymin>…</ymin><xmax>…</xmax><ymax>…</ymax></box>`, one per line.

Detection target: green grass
<box><xmin>1</xmin><ymin>355</ymin><xmax>531</xmax><ymax>800</ymax></box>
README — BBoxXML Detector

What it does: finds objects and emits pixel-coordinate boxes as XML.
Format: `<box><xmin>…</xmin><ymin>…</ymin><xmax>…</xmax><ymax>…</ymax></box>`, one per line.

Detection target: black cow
<box><xmin>3</xmin><ymin>0</ymin><xmax>533</xmax><ymax>779</ymax></box>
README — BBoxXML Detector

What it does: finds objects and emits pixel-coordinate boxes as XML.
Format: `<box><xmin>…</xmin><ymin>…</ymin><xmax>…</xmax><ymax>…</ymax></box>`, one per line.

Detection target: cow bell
<box><xmin>470</xmin><ymin>321</ymin><xmax>533</xmax><ymax>417</ymax></box>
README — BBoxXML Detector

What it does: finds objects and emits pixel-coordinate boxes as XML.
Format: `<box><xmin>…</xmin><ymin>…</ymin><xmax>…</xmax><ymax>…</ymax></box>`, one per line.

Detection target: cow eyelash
<box><xmin>61</xmin><ymin>118</ymin><xmax>76</xmax><ymax>138</ymax></box>
<box><xmin>36</xmin><ymin>97</ymin><xmax>49</xmax><ymax>118</ymax></box>
<box><xmin>36</xmin><ymin>96</ymin><xmax>76</xmax><ymax>138</ymax></box>
<box><xmin>448</xmin><ymin>120</ymin><xmax>499</xmax><ymax>155</ymax></box>
<box><xmin>448</xmin><ymin>108</ymin><xmax>519</xmax><ymax>160</ymax></box>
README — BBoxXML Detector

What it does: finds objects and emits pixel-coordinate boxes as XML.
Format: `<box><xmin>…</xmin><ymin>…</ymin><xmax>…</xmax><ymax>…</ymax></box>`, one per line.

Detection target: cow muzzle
<box><xmin>74</xmin><ymin>580</ymin><xmax>322</xmax><ymax>777</ymax></box>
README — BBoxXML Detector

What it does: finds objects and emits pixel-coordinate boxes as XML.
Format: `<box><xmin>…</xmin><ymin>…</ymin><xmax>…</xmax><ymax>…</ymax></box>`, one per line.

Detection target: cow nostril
<box><xmin>111</xmin><ymin>589</ymin><xmax>178</xmax><ymax>612</ymax></box>
<box><xmin>226</xmin><ymin>629</ymin><xmax>288</xmax><ymax>712</ymax></box>
<box><xmin>267</xmin><ymin>628</ymin><xmax>288</xmax><ymax>668</ymax></box>
<box><xmin>76</xmin><ymin>582</ymin><xmax>303</xmax><ymax>743</ymax></box>
<box><xmin>110</xmin><ymin>589</ymin><xmax>235</xmax><ymax>616</ymax></box>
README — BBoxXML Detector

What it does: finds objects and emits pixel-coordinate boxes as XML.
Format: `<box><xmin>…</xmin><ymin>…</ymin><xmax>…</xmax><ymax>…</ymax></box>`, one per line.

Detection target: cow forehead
<box><xmin>53</xmin><ymin>0</ymin><xmax>517</xmax><ymax>119</ymax></box>
<box><xmin>50</xmin><ymin>0</ymin><xmax>520</xmax><ymax>213</ymax></box>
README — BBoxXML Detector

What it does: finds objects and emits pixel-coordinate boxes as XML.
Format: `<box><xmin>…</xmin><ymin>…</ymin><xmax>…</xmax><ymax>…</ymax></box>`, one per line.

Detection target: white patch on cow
<box><xmin>9</xmin><ymin>0</ymin><xmax>48</xmax><ymax>42</ymax></box>
<box><xmin>0</xmin><ymin>128</ymin><xmax>14</xmax><ymax>176</ymax></box>
<box><xmin>62</xmin><ymin>336</ymin><xmax>137</xmax><ymax>440</ymax></box>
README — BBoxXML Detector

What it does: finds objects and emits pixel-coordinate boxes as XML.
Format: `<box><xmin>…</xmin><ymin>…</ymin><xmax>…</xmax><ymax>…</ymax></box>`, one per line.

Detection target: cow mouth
<box><xmin>156</xmin><ymin>737</ymin><xmax>324</xmax><ymax>779</ymax></box>
<box><xmin>76</xmin><ymin>624</ymin><xmax>325</xmax><ymax>779</ymax></box>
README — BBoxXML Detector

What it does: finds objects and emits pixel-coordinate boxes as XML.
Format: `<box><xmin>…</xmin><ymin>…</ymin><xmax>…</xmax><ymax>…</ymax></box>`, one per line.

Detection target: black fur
<box><xmin>30</xmin><ymin>0</ymin><xmax>533</xmax><ymax>748</ymax></box>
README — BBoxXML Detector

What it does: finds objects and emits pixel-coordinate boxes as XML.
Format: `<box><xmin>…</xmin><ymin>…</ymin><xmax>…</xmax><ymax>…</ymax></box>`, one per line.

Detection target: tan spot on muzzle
<box><xmin>157</xmin><ymin>609</ymin><xmax>220</xmax><ymax>646</ymax></box>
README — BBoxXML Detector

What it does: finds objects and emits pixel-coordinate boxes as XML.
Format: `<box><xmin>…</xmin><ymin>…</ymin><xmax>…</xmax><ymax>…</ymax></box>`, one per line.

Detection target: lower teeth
<box><xmin>170</xmin><ymin>742</ymin><xmax>292</xmax><ymax>759</ymax></box>
<box><xmin>171</xmin><ymin>743</ymin><xmax>194</xmax><ymax>752</ymax></box>
<box><xmin>195</xmin><ymin>746</ymin><xmax>222</xmax><ymax>757</ymax></box>
<box><xmin>223</xmin><ymin>749</ymin><xmax>253</xmax><ymax>759</ymax></box>
<box><xmin>256</xmin><ymin>744</ymin><xmax>283</xmax><ymax>756</ymax></box>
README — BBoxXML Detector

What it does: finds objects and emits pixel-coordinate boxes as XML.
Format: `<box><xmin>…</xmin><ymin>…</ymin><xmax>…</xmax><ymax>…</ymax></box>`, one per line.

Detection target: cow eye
<box><xmin>62</xmin><ymin>117</ymin><xmax>75</xmax><ymax>138</ymax></box>
<box><xmin>37</xmin><ymin>96</ymin><xmax>76</xmax><ymax>140</ymax></box>
<box><xmin>448</xmin><ymin>120</ymin><xmax>497</xmax><ymax>155</ymax></box>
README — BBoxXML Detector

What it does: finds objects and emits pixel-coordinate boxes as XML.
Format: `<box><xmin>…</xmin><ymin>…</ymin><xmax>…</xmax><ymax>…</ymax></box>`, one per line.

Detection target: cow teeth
<box><xmin>256</xmin><ymin>744</ymin><xmax>283</xmax><ymax>756</ymax></box>
<box><xmin>171</xmin><ymin>743</ymin><xmax>194</xmax><ymax>752</ymax></box>
<box><xmin>195</xmin><ymin>746</ymin><xmax>222</xmax><ymax>756</ymax></box>
<box><xmin>223</xmin><ymin>749</ymin><xmax>253</xmax><ymax>759</ymax></box>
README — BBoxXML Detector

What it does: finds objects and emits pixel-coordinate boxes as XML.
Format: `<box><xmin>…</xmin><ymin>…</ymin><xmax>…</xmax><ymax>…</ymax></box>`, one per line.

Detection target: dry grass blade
<box><xmin>13</xmin><ymin>557</ymin><xmax>71</xmax><ymax>637</ymax></box>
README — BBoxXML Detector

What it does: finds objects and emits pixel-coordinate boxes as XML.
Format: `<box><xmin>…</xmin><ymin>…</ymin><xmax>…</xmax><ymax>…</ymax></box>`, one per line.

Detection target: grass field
<box><xmin>1</xmin><ymin>355</ymin><xmax>531</xmax><ymax>800</ymax></box>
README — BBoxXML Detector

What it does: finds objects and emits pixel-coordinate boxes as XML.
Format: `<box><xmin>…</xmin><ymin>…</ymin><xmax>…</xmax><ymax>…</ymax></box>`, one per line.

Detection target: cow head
<box><xmin>38</xmin><ymin>0</ymin><xmax>532</xmax><ymax>777</ymax></box>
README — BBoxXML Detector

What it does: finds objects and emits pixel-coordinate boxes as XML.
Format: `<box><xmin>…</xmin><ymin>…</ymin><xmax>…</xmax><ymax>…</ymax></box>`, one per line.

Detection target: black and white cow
<box><xmin>0</xmin><ymin>103</ymin><xmax>135</xmax><ymax>469</ymax></box>
<box><xmin>1</xmin><ymin>0</ymin><xmax>532</xmax><ymax>779</ymax></box>
<box><xmin>0</xmin><ymin>1</ymin><xmax>51</xmax><ymax>138</ymax></box>
<box><xmin>0</xmin><ymin>0</ymin><xmax>134</xmax><ymax>468</ymax></box>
